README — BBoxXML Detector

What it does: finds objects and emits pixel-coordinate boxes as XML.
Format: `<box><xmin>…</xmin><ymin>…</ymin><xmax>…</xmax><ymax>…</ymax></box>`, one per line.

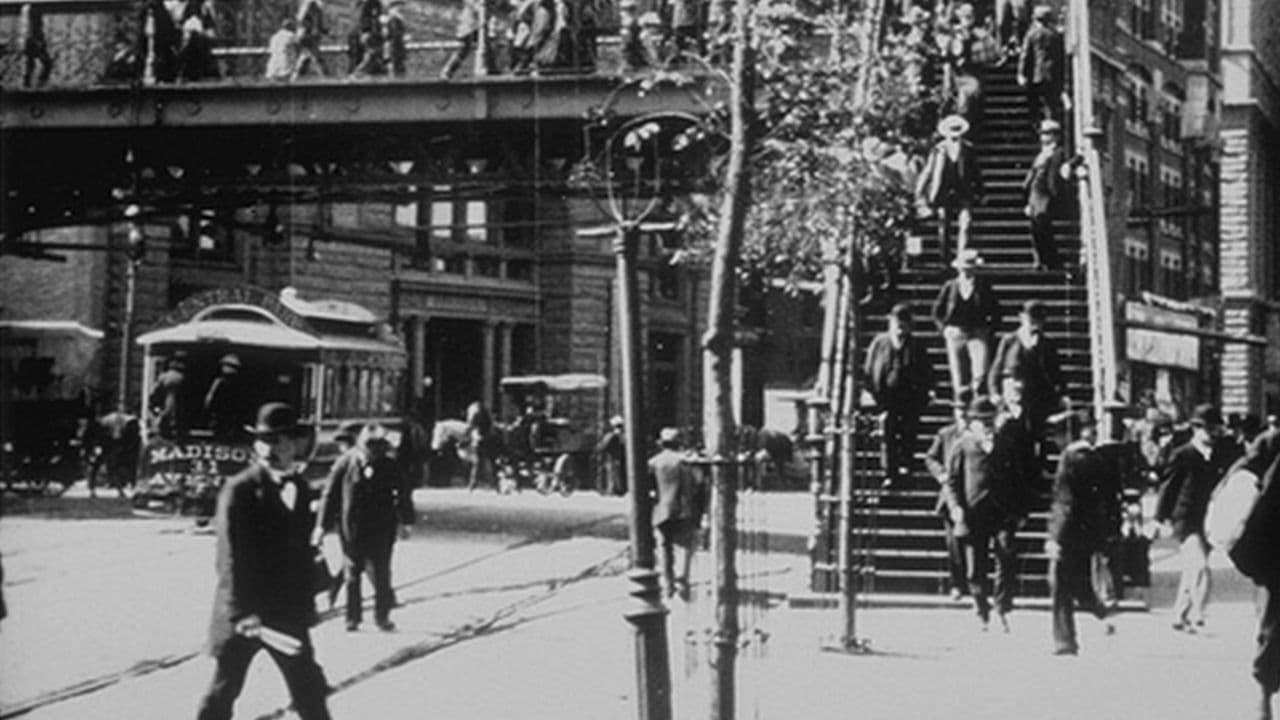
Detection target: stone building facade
<box><xmin>1218</xmin><ymin>0</ymin><xmax>1280</xmax><ymax>416</ymax></box>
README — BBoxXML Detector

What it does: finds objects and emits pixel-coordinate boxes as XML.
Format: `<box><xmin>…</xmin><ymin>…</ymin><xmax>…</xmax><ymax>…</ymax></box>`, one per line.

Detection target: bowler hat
<box><xmin>360</xmin><ymin>422</ymin><xmax>393</xmax><ymax>447</ymax></box>
<box><xmin>1021</xmin><ymin>299</ymin><xmax>1047</xmax><ymax>320</ymax></box>
<box><xmin>888</xmin><ymin>302</ymin><xmax>913</xmax><ymax>322</ymax></box>
<box><xmin>246</xmin><ymin>402</ymin><xmax>301</xmax><ymax>436</ymax></box>
<box><xmin>967</xmin><ymin>396</ymin><xmax>998</xmax><ymax>420</ymax></box>
<box><xmin>1189</xmin><ymin>403</ymin><xmax>1223</xmax><ymax>428</ymax></box>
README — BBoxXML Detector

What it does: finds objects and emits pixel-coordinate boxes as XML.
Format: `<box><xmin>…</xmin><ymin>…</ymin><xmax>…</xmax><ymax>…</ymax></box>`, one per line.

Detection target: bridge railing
<box><xmin>0</xmin><ymin>11</ymin><xmax>631</xmax><ymax>90</ymax></box>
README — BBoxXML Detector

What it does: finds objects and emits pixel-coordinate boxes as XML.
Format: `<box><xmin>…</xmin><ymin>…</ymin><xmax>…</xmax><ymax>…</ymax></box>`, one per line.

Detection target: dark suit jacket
<box><xmin>916</xmin><ymin>139</ymin><xmax>984</xmax><ymax>209</ymax></box>
<box><xmin>1048</xmin><ymin>440</ymin><xmax>1108</xmax><ymax>551</ymax></box>
<box><xmin>925</xmin><ymin>421</ymin><xmax>965</xmax><ymax>515</ymax></box>
<box><xmin>988</xmin><ymin>332</ymin><xmax>1062</xmax><ymax>417</ymax></box>
<box><xmin>931</xmin><ymin>276</ymin><xmax>999</xmax><ymax>334</ymax></box>
<box><xmin>317</xmin><ymin>448</ymin><xmax>414</xmax><ymax>551</ymax></box>
<box><xmin>207</xmin><ymin>463</ymin><xmax>318</xmax><ymax>655</ymax></box>
<box><xmin>1024</xmin><ymin>145</ymin><xmax>1068</xmax><ymax>217</ymax></box>
<box><xmin>1019</xmin><ymin>23</ymin><xmax>1064</xmax><ymax>88</ymax></box>
<box><xmin>1156</xmin><ymin>442</ymin><xmax>1218</xmax><ymax>541</ymax></box>
<box><xmin>863</xmin><ymin>332</ymin><xmax>932</xmax><ymax>410</ymax></box>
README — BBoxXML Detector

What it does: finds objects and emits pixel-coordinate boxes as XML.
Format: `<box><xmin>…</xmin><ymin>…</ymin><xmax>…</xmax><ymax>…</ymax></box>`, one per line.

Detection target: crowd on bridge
<box><xmin>12</xmin><ymin>0</ymin><xmax>727</xmax><ymax>88</ymax></box>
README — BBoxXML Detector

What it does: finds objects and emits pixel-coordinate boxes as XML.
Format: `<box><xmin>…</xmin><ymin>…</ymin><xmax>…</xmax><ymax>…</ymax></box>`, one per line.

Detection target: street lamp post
<box><xmin>117</xmin><ymin>212</ymin><xmax>144</xmax><ymax>410</ymax></box>
<box><xmin>614</xmin><ymin>221</ymin><xmax>672</xmax><ymax>720</ymax></box>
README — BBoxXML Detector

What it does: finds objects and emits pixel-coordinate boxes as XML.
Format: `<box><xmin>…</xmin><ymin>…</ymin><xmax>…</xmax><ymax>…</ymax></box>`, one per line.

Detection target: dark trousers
<box><xmin>196</xmin><ymin>632</ymin><xmax>331</xmax><ymax>720</ymax></box>
<box><xmin>881</xmin><ymin>408</ymin><xmax>920</xmax><ymax>482</ymax></box>
<box><xmin>1027</xmin><ymin>82</ymin><xmax>1063</xmax><ymax>127</ymax></box>
<box><xmin>943</xmin><ymin>513</ymin><xmax>968</xmax><ymax>594</ymax></box>
<box><xmin>1257</xmin><ymin>582</ymin><xmax>1280</xmax><ymax>694</ymax></box>
<box><xmin>346</xmin><ymin>540</ymin><xmax>394</xmax><ymax>624</ymax></box>
<box><xmin>1028</xmin><ymin>211</ymin><xmax>1060</xmax><ymax>269</ymax></box>
<box><xmin>1050</xmin><ymin>549</ymin><xmax>1107</xmax><ymax>652</ymax></box>
<box><xmin>965</xmin><ymin>524</ymin><xmax>1016</xmax><ymax>619</ymax></box>
<box><xmin>443</xmin><ymin>31</ymin><xmax>496</xmax><ymax>77</ymax></box>
<box><xmin>23</xmin><ymin>45</ymin><xmax>52</xmax><ymax>88</ymax></box>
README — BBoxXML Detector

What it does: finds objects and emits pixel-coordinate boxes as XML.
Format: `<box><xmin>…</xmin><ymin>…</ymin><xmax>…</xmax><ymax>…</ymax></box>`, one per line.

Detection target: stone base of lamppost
<box><xmin>623</xmin><ymin>567</ymin><xmax>672</xmax><ymax>720</ymax></box>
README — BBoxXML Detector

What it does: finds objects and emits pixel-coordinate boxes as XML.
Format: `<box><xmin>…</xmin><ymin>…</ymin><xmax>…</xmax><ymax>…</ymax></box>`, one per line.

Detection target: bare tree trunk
<box><xmin>703</xmin><ymin>0</ymin><xmax>753</xmax><ymax>713</ymax></box>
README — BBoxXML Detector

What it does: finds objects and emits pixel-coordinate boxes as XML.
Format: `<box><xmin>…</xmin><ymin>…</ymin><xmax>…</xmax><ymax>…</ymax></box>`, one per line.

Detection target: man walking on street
<box><xmin>196</xmin><ymin>403</ymin><xmax>331</xmax><ymax>720</ymax></box>
<box><xmin>865</xmin><ymin>302</ymin><xmax>934</xmax><ymax>487</ymax></box>
<box><xmin>650</xmin><ymin>427</ymin><xmax>699</xmax><ymax>600</ymax></box>
<box><xmin>1157</xmin><ymin>403</ymin><xmax>1224</xmax><ymax>632</ymax></box>
<box><xmin>945</xmin><ymin>396</ymin><xmax>1024</xmax><ymax>631</ymax></box>
<box><xmin>1045</xmin><ymin>409</ymin><xmax>1115</xmax><ymax>655</ymax></box>
<box><xmin>316</xmin><ymin>423</ymin><xmax>414</xmax><ymax>632</ymax></box>
<box><xmin>925</xmin><ymin>396</ymin><xmax>971</xmax><ymax>600</ymax></box>
<box><xmin>1018</xmin><ymin>4</ymin><xmax>1065</xmax><ymax>127</ymax></box>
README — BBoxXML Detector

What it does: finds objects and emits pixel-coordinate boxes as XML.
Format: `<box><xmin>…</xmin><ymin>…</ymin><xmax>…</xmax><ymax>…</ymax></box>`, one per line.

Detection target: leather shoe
<box><xmin>376</xmin><ymin>619</ymin><xmax>396</xmax><ymax>632</ymax></box>
<box><xmin>345</xmin><ymin>621</ymin><xmax>359</xmax><ymax>632</ymax></box>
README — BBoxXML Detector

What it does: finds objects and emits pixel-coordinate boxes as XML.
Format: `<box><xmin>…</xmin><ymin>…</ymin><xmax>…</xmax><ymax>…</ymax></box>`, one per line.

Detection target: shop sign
<box><xmin>1125</xmin><ymin>302</ymin><xmax>1199</xmax><ymax>370</ymax></box>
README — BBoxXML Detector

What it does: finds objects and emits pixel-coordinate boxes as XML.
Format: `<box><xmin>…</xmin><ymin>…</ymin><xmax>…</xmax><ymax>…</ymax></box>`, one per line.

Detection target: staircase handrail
<box><xmin>1067</xmin><ymin>0</ymin><xmax>1119</xmax><ymax>439</ymax></box>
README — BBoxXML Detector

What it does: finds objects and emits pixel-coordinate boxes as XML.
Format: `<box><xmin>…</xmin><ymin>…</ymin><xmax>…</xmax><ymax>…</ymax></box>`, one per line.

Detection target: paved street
<box><xmin>0</xmin><ymin>486</ymin><xmax>1271</xmax><ymax>720</ymax></box>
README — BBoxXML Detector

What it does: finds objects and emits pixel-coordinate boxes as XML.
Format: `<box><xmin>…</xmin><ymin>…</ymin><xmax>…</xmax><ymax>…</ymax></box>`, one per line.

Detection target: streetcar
<box><xmin>495</xmin><ymin>373</ymin><xmax>607</xmax><ymax>495</ymax></box>
<box><xmin>130</xmin><ymin>286</ymin><xmax>407</xmax><ymax>521</ymax></box>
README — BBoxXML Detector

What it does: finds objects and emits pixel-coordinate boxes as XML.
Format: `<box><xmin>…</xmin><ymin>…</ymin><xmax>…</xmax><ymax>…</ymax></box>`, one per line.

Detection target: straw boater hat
<box><xmin>937</xmin><ymin>114</ymin><xmax>970</xmax><ymax>139</ymax></box>
<box><xmin>951</xmin><ymin>248</ymin><xmax>983</xmax><ymax>270</ymax></box>
<box><xmin>1038</xmin><ymin>119</ymin><xmax>1062</xmax><ymax>135</ymax></box>
<box><xmin>220</xmin><ymin>353</ymin><xmax>242</xmax><ymax>370</ymax></box>
<box><xmin>658</xmin><ymin>427</ymin><xmax>681</xmax><ymax>445</ymax></box>
<box><xmin>1033</xmin><ymin>4</ymin><xmax>1053</xmax><ymax>20</ymax></box>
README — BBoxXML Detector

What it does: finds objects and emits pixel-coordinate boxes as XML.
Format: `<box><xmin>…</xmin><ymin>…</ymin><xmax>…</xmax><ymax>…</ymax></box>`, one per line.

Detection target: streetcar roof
<box><xmin>135</xmin><ymin>319</ymin><xmax>404</xmax><ymax>355</ymax></box>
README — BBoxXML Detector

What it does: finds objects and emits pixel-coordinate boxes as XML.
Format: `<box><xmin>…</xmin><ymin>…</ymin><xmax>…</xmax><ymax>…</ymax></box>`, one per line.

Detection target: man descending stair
<box><xmin>1022</xmin><ymin>119</ymin><xmax>1074</xmax><ymax>271</ymax></box>
<box><xmin>989</xmin><ymin>299</ymin><xmax>1068</xmax><ymax>454</ymax></box>
<box><xmin>865</xmin><ymin>303</ymin><xmax>934</xmax><ymax>488</ymax></box>
<box><xmin>917</xmin><ymin>115</ymin><xmax>984</xmax><ymax>265</ymax></box>
<box><xmin>933</xmin><ymin>249</ymin><xmax>1000</xmax><ymax>405</ymax></box>
<box><xmin>1017</xmin><ymin>4</ymin><xmax>1065</xmax><ymax>128</ymax></box>
<box><xmin>944</xmin><ymin>396</ymin><xmax>1031</xmax><ymax>631</ymax></box>
<box><xmin>925</xmin><ymin>396</ymin><xmax>972</xmax><ymax>600</ymax></box>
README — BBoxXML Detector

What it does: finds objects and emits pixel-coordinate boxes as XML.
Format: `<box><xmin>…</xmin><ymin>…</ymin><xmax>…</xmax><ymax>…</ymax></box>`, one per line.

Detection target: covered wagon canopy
<box><xmin>499</xmin><ymin>373</ymin><xmax>607</xmax><ymax>393</ymax></box>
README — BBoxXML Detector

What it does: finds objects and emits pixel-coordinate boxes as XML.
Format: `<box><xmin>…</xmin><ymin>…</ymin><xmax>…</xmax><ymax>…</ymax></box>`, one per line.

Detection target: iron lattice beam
<box><xmin>2</xmin><ymin>75</ymin><xmax>727</xmax><ymax>239</ymax></box>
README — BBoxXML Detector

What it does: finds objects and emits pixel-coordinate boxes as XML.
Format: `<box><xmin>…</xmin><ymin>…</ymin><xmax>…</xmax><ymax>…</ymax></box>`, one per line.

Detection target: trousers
<box><xmin>881</xmin><ymin>407</ymin><xmax>921</xmax><ymax>482</ymax></box>
<box><xmin>943</xmin><ymin>325</ymin><xmax>990</xmax><ymax>402</ymax></box>
<box><xmin>346</xmin><ymin>539</ymin><xmax>395</xmax><ymax>624</ymax></box>
<box><xmin>1257</xmin><ymin>582</ymin><xmax>1280</xmax><ymax>694</ymax></box>
<box><xmin>1049</xmin><ymin>548</ymin><xmax>1107</xmax><ymax>652</ymax></box>
<box><xmin>196</xmin><ymin>632</ymin><xmax>331</xmax><ymax>720</ymax></box>
<box><xmin>965</xmin><ymin>524</ymin><xmax>1016</xmax><ymax>620</ymax></box>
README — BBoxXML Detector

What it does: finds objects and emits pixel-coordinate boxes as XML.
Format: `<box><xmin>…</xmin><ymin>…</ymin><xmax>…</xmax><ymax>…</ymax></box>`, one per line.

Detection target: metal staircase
<box><xmin>811</xmin><ymin>49</ymin><xmax>1110</xmax><ymax>597</ymax></box>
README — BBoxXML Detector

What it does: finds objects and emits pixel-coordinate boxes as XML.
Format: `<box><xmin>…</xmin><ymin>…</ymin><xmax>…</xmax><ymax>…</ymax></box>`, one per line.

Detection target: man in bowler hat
<box><xmin>1045</xmin><ymin>408</ymin><xmax>1115</xmax><ymax>654</ymax></box>
<box><xmin>1157</xmin><ymin>403</ymin><xmax>1224</xmax><ymax>633</ymax></box>
<box><xmin>315</xmin><ymin>422</ymin><xmax>414</xmax><ymax>632</ymax></box>
<box><xmin>865</xmin><ymin>302</ymin><xmax>934</xmax><ymax>487</ymax></box>
<box><xmin>945</xmin><ymin>396</ymin><xmax>1027</xmax><ymax>631</ymax></box>
<box><xmin>197</xmin><ymin>403</ymin><xmax>331</xmax><ymax>720</ymax></box>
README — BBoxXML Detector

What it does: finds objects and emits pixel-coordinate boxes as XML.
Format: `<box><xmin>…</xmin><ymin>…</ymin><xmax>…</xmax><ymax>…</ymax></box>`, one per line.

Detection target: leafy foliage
<box><xmin>677</xmin><ymin>2</ymin><xmax>943</xmax><ymax>292</ymax></box>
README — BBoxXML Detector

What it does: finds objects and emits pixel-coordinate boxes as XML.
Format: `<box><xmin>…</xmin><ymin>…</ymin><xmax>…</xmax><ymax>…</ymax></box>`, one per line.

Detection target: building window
<box><xmin>1124</xmin><ymin>239</ymin><xmax>1150</xmax><ymax>296</ymax></box>
<box><xmin>430</xmin><ymin>188</ymin><xmax>454</xmax><ymax>241</ymax></box>
<box><xmin>1160</xmin><ymin>250</ymin><xmax>1184</xmax><ymax>298</ymax></box>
